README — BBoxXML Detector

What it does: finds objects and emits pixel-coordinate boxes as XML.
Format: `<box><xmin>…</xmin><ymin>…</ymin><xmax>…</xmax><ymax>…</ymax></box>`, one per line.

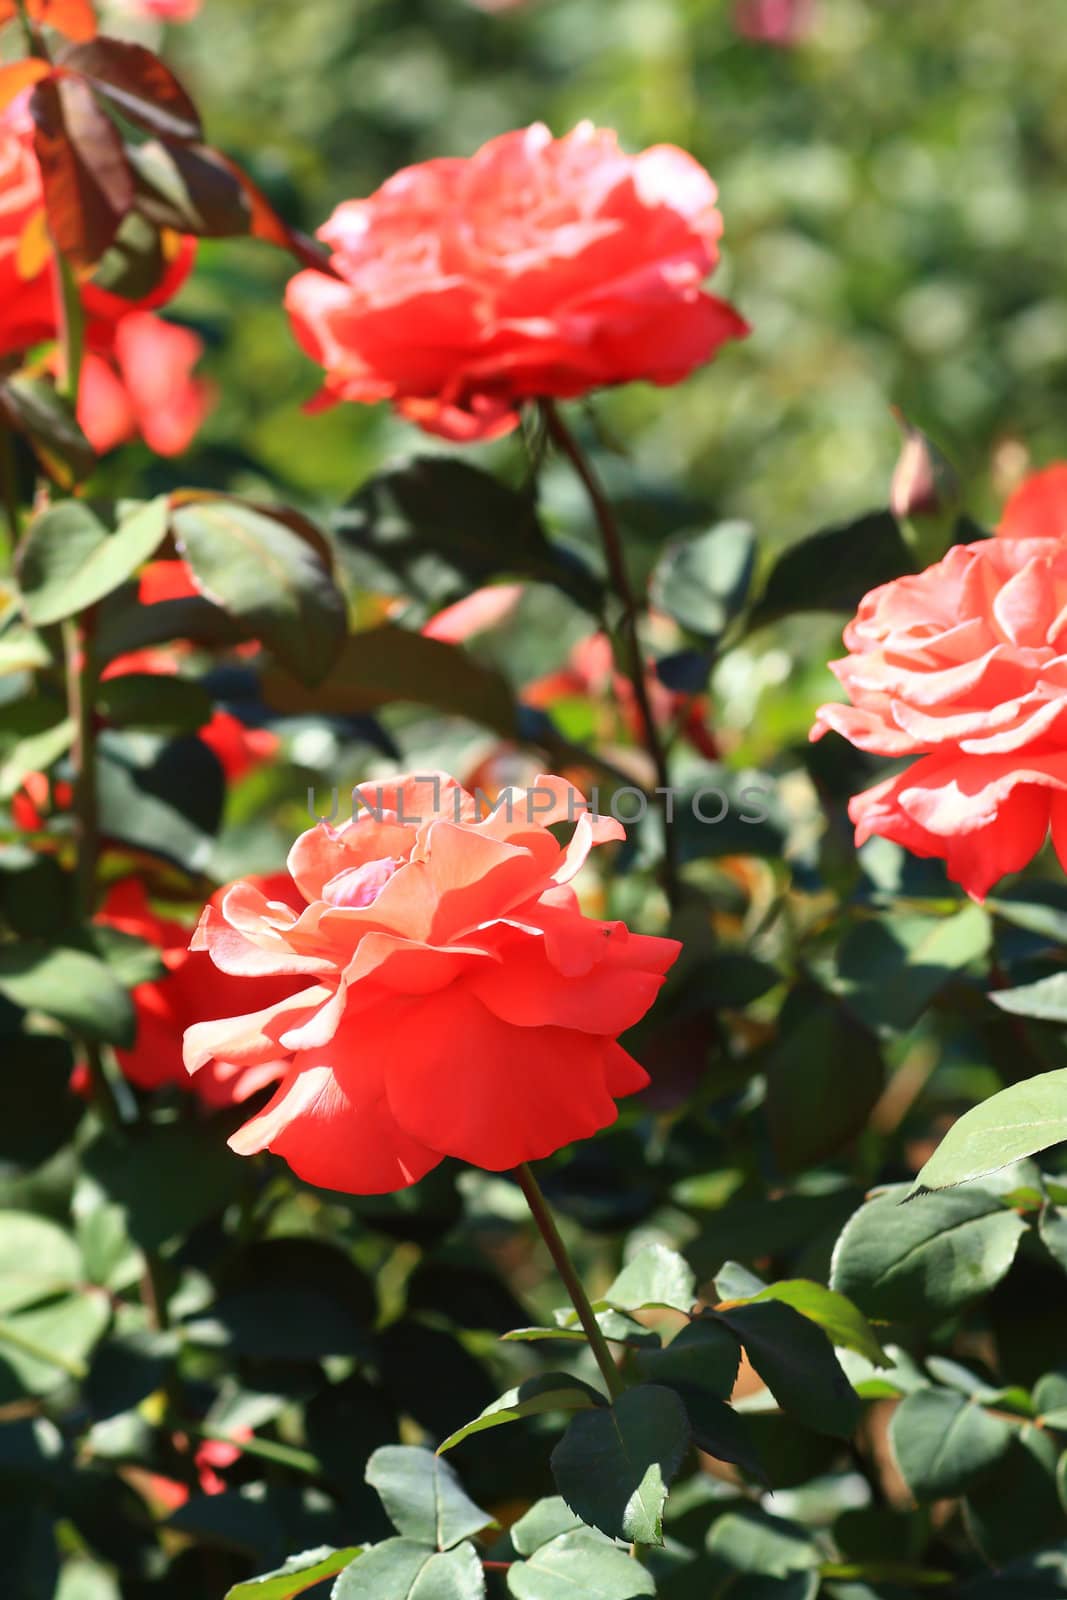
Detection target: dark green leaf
<box><xmin>830</xmin><ymin>1184</ymin><xmax>1027</xmax><ymax>1321</ymax></box>
<box><xmin>0</xmin><ymin>942</ymin><xmax>135</xmax><ymax>1045</ymax></box>
<box><xmin>764</xmin><ymin>987</ymin><xmax>885</xmax><ymax>1171</ymax></box>
<box><xmin>96</xmin><ymin>672</ymin><xmax>214</xmax><ymax>733</ymax></box>
<box><xmin>830</xmin><ymin>906</ymin><xmax>991</xmax><ymax>1035</ymax></box>
<box><xmin>964</xmin><ymin>1430</ymin><xmax>1061</xmax><ymax>1565</ymax></box>
<box><xmin>732</xmin><ymin>1281</ymin><xmax>888</xmax><ymax>1367</ymax></box>
<box><xmin>335</xmin><ymin>456</ymin><xmax>601</xmax><ymax>613</ymax></box>
<box><xmin>650</xmin><ymin>520</ymin><xmax>756</xmax><ymax>641</ymax></box>
<box><xmin>263</xmin><ymin>624</ymin><xmax>518</xmax><ymax>737</ymax></box>
<box><xmin>889</xmin><ymin>1389</ymin><xmax>1014</xmax><ymax>1500</ymax></box>
<box><xmin>748</xmin><ymin>511</ymin><xmax>912</xmax><ymax>629</ymax></box>
<box><xmin>79</xmin><ymin>1119</ymin><xmax>246</xmax><ymax>1252</ymax></box>
<box><xmin>632</xmin><ymin>1318</ymin><xmax>740</xmax><ymax>1400</ymax></box>
<box><xmin>712</xmin><ymin>1302</ymin><xmax>859</xmax><ymax>1438</ymax></box>
<box><xmin>0</xmin><ymin>375</ymin><xmax>94</xmax><ymax>487</ymax></box>
<box><xmin>365</xmin><ymin>1446</ymin><xmax>493</xmax><ymax>1549</ymax></box>
<box><xmin>172</xmin><ymin>496</ymin><xmax>347</xmax><ymax>686</ymax></box>
<box><xmin>97</xmin><ymin>729</ymin><xmax>224</xmax><ymax>872</ymax></box>
<box><xmin>549</xmin><ymin>1384</ymin><xmax>690</xmax><ymax>1546</ymax></box>
<box><xmin>17</xmin><ymin>499</ymin><xmax>169</xmax><ymax>627</ymax></box>
<box><xmin>509</xmin><ymin>1499</ymin><xmax>582</xmax><ymax>1557</ymax></box>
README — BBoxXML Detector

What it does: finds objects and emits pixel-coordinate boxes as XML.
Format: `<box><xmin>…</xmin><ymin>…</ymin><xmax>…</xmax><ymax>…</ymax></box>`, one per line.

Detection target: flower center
<box><xmin>322</xmin><ymin>856</ymin><xmax>400</xmax><ymax>908</ymax></box>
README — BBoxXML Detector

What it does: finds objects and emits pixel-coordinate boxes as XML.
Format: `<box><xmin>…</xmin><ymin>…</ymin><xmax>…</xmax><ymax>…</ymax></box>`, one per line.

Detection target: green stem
<box><xmin>515</xmin><ymin>1163</ymin><xmax>623</xmax><ymax>1402</ymax></box>
<box><xmin>51</xmin><ymin>249</ymin><xmax>85</xmax><ymax>408</ymax></box>
<box><xmin>13</xmin><ymin>0</ymin><xmax>47</xmax><ymax>57</ymax></box>
<box><xmin>0</xmin><ymin>427</ymin><xmax>20</xmax><ymax>552</ymax></box>
<box><xmin>542</xmin><ymin>401</ymin><xmax>681</xmax><ymax>912</ymax></box>
<box><xmin>187</xmin><ymin>1424</ymin><xmax>320</xmax><ymax>1477</ymax></box>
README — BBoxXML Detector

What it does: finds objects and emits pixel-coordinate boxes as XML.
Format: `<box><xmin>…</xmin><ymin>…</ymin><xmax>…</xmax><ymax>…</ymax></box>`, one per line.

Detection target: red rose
<box><xmin>75</xmin><ymin>312</ymin><xmax>214</xmax><ymax>458</ymax></box>
<box><xmin>998</xmin><ymin>463</ymin><xmax>1067</xmax><ymax>541</ymax></box>
<box><xmin>183</xmin><ymin>773</ymin><xmax>680</xmax><ymax>1193</ymax></box>
<box><xmin>811</xmin><ymin>524</ymin><xmax>1067</xmax><ymax>900</ymax></box>
<box><xmin>285</xmin><ymin>122</ymin><xmax>747</xmax><ymax>442</ymax></box>
<box><xmin>96</xmin><ymin>877</ymin><xmax>302</xmax><ymax>1107</ymax></box>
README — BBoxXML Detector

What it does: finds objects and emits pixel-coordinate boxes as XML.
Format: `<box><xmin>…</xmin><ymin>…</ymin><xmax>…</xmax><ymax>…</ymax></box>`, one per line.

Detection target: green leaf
<box><xmin>549</xmin><ymin>1383</ymin><xmax>690</xmax><ymax>1546</ymax></box>
<box><xmin>735</xmin><ymin>1281</ymin><xmax>889</xmax><ymax>1367</ymax></box>
<box><xmin>961</xmin><ymin>1546</ymin><xmax>1067</xmax><ymax>1598</ymax></box>
<box><xmin>78</xmin><ymin>1119</ymin><xmax>247</xmax><ymax>1252</ymax></box>
<box><xmin>223</xmin><ymin>1546</ymin><xmax>363</xmax><ymax>1600</ymax></box>
<box><xmin>0</xmin><ymin>942</ymin><xmax>135</xmax><ymax>1045</ymax></box>
<box><xmin>669</xmin><ymin>1386</ymin><xmax>765</xmax><ymax>1478</ymax></box>
<box><xmin>829</xmin><ymin>905</ymin><xmax>992</xmax><ymax>1035</ymax></box>
<box><xmin>830</xmin><ymin>1183</ymin><xmax>1027</xmax><ymax>1320</ymax></box>
<box><xmin>706</xmin><ymin>1507</ymin><xmax>819</xmax><ymax>1579</ymax></box>
<box><xmin>631</xmin><ymin>1318</ymin><xmax>740</xmax><ymax>1400</ymax></box>
<box><xmin>712</xmin><ymin>1302</ymin><xmax>860</xmax><ymax>1439</ymax></box>
<box><xmin>507</xmin><ymin>1529</ymin><xmax>656</xmax><ymax>1600</ymax></box>
<box><xmin>509</xmin><ymin>1499</ymin><xmax>582</xmax><ymax>1557</ymax></box>
<box><xmin>889</xmin><ymin>1389</ymin><xmax>1014</xmax><ymax>1501</ymax></box>
<box><xmin>365</xmin><ymin>1446</ymin><xmax>493</xmax><ymax>1550</ymax></box>
<box><xmin>96</xmin><ymin>673</ymin><xmax>214</xmax><ymax>734</ymax></box>
<box><xmin>97</xmin><ymin>729</ymin><xmax>224</xmax><ymax>873</ymax></box>
<box><xmin>598</xmin><ymin>1244</ymin><xmax>697</xmax><ymax>1314</ymax></box>
<box><xmin>332</xmin><ymin>1539</ymin><xmax>485</xmax><ymax>1600</ymax></box>
<box><xmin>437</xmin><ymin>1373</ymin><xmax>604</xmax><ymax>1454</ymax></box>
<box><xmin>0</xmin><ymin>1214</ymin><xmax>82</xmax><ymax>1315</ymax></box>
<box><xmin>912</xmin><ymin>1071</ymin><xmax>1067</xmax><ymax>1194</ymax></box>
<box><xmin>990</xmin><ymin>973</ymin><xmax>1067</xmax><ymax>1021</ymax></box>
<box><xmin>0</xmin><ymin>374</ymin><xmax>95</xmax><ymax>487</ymax></box>
<box><xmin>0</xmin><ymin>717</ymin><xmax>75</xmax><ymax>801</ymax></box>
<box><xmin>334</xmin><ymin>456</ymin><xmax>601</xmax><ymax>613</ymax></box>
<box><xmin>649</xmin><ymin>520</ymin><xmax>756</xmax><ymax>641</ymax></box>
<box><xmin>263</xmin><ymin>624</ymin><xmax>518</xmax><ymax>738</ymax></box>
<box><xmin>764</xmin><ymin>986</ymin><xmax>885</xmax><ymax>1171</ymax></box>
<box><xmin>748</xmin><ymin>510</ymin><xmax>913</xmax><ymax>629</ymax></box>
<box><xmin>17</xmin><ymin>499</ymin><xmax>169</xmax><ymax>627</ymax></box>
<box><xmin>964</xmin><ymin>1431</ymin><xmax>1062</xmax><ymax>1566</ymax></box>
<box><xmin>0</xmin><ymin>1291</ymin><xmax>110</xmax><ymax>1397</ymax></box>
<box><xmin>172</xmin><ymin>495</ymin><xmax>347</xmax><ymax>687</ymax></box>
<box><xmin>1038</xmin><ymin>1203</ymin><xmax>1067</xmax><ymax>1271</ymax></box>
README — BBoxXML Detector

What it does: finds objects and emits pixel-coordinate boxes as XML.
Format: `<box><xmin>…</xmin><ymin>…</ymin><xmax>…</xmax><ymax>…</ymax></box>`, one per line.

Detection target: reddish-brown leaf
<box><xmin>58</xmin><ymin>37</ymin><xmax>202</xmax><ymax>143</ymax></box>
<box><xmin>30</xmin><ymin>73</ymin><xmax>134</xmax><ymax>269</ymax></box>
<box><xmin>214</xmin><ymin>149</ymin><xmax>339</xmax><ymax>277</ymax></box>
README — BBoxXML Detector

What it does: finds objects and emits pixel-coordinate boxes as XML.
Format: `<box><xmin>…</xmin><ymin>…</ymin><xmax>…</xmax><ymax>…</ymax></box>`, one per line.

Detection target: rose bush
<box><xmin>285</xmin><ymin>121</ymin><xmax>747</xmax><ymax>440</ymax></box>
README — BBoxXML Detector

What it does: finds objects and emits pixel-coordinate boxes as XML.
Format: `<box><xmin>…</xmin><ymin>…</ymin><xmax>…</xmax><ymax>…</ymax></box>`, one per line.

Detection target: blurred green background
<box><xmin>158</xmin><ymin>0</ymin><xmax>1067</xmax><ymax>532</ymax></box>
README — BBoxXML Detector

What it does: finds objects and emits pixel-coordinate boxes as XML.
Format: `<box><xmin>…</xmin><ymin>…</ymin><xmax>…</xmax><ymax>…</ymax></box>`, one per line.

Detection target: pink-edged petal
<box><xmin>343</xmin><ymin>930</ymin><xmax>497</xmax><ymax>992</ymax></box>
<box><xmin>183</xmin><ymin>986</ymin><xmax>332</xmax><ymax>1075</ymax></box>
<box><xmin>811</xmin><ymin>701</ymin><xmax>921</xmax><ymax>755</ymax></box>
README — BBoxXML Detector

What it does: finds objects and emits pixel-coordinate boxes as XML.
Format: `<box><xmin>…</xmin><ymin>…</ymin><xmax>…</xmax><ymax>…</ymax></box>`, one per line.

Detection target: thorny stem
<box><xmin>541</xmin><ymin>400</ymin><xmax>681</xmax><ymax>911</ymax></box>
<box><xmin>514</xmin><ymin>1162</ymin><xmax>623</xmax><ymax>1401</ymax></box>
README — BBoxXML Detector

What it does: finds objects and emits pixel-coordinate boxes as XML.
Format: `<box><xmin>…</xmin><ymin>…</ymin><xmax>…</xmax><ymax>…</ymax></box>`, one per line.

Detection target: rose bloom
<box><xmin>998</xmin><ymin>462</ymin><xmax>1067</xmax><ymax>541</ymax></box>
<box><xmin>95</xmin><ymin>877</ymin><xmax>301</xmax><ymax>1107</ymax></box>
<box><xmin>812</xmin><ymin>487</ymin><xmax>1067</xmax><ymax>899</ymax></box>
<box><xmin>285</xmin><ymin>122</ymin><xmax>748</xmax><ymax>442</ymax></box>
<box><xmin>76</xmin><ymin>312</ymin><xmax>213</xmax><ymax>457</ymax></box>
<box><xmin>183</xmin><ymin>773</ymin><xmax>680</xmax><ymax>1193</ymax></box>
<box><xmin>733</xmin><ymin>0</ymin><xmax>815</xmax><ymax>46</ymax></box>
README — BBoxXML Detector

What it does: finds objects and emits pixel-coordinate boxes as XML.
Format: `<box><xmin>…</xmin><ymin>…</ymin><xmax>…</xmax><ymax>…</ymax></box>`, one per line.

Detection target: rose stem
<box><xmin>541</xmin><ymin>400</ymin><xmax>681</xmax><ymax>912</ymax></box>
<box><xmin>64</xmin><ymin>613</ymin><xmax>123</xmax><ymax>1129</ymax></box>
<box><xmin>514</xmin><ymin>1162</ymin><xmax>623</xmax><ymax>1402</ymax></box>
